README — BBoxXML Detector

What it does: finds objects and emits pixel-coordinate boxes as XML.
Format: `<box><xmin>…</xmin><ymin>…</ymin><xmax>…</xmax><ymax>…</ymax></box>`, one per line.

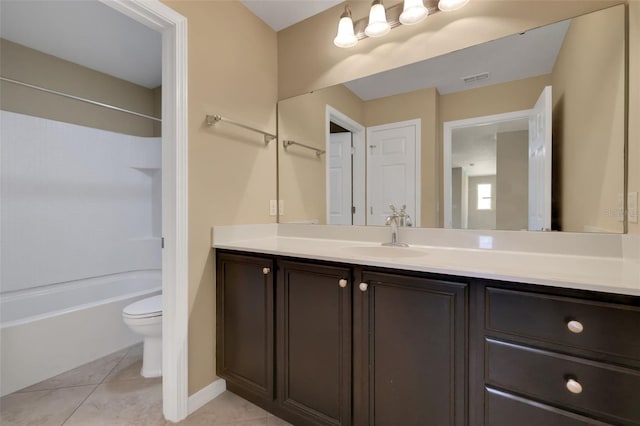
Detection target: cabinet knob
<box><xmin>262</xmin><ymin>267</ymin><xmax>271</xmax><ymax>275</ymax></box>
<box><xmin>359</xmin><ymin>282</ymin><xmax>368</xmax><ymax>292</ymax></box>
<box><xmin>566</xmin><ymin>378</ymin><xmax>583</xmax><ymax>394</ymax></box>
<box><xmin>567</xmin><ymin>320</ymin><xmax>584</xmax><ymax>334</ymax></box>
<box><xmin>339</xmin><ymin>279</ymin><xmax>348</xmax><ymax>288</ymax></box>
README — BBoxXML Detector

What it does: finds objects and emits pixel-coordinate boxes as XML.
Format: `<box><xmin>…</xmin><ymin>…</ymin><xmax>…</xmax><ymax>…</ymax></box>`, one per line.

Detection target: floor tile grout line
<box><xmin>59</xmin><ymin>344</ymin><xmax>136</xmax><ymax>426</ymax></box>
<box><xmin>59</xmin><ymin>383</ymin><xmax>100</xmax><ymax>426</ymax></box>
<box><xmin>11</xmin><ymin>344</ymin><xmax>134</xmax><ymax>396</ymax></box>
<box><xmin>99</xmin><ymin>345</ymin><xmax>133</xmax><ymax>385</ymax></box>
<box><xmin>13</xmin><ymin>383</ymin><xmax>104</xmax><ymax>394</ymax></box>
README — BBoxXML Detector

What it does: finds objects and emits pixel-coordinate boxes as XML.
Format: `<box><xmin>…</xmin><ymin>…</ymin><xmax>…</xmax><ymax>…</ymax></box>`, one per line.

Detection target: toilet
<box><xmin>122</xmin><ymin>294</ymin><xmax>162</xmax><ymax>378</ymax></box>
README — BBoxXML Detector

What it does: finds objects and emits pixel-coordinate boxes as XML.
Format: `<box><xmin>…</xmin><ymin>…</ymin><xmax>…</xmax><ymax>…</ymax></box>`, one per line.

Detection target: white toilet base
<box><xmin>141</xmin><ymin>335</ymin><xmax>162</xmax><ymax>378</ymax></box>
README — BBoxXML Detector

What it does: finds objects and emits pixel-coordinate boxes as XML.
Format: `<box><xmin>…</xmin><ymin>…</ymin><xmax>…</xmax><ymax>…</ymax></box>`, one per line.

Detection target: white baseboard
<box><xmin>187</xmin><ymin>378</ymin><xmax>227</xmax><ymax>415</ymax></box>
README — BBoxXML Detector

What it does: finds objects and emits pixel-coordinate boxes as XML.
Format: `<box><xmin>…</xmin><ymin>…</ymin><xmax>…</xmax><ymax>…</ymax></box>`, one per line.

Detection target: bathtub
<box><xmin>0</xmin><ymin>270</ymin><xmax>161</xmax><ymax>396</ymax></box>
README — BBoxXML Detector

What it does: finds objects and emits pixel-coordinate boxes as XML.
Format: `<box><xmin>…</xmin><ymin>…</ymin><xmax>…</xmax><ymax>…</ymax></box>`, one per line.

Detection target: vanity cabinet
<box><xmin>216</xmin><ymin>249</ymin><xmax>640</xmax><ymax>426</ymax></box>
<box><xmin>479</xmin><ymin>283</ymin><xmax>640</xmax><ymax>426</ymax></box>
<box><xmin>277</xmin><ymin>260</ymin><xmax>352</xmax><ymax>426</ymax></box>
<box><xmin>216</xmin><ymin>250</ymin><xmax>468</xmax><ymax>426</ymax></box>
<box><xmin>353</xmin><ymin>270</ymin><xmax>468</xmax><ymax>426</ymax></box>
<box><xmin>216</xmin><ymin>252</ymin><xmax>275</xmax><ymax>402</ymax></box>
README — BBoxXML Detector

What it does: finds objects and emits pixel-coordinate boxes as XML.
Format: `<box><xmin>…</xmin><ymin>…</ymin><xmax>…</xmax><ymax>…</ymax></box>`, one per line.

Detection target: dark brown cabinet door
<box><xmin>278</xmin><ymin>260</ymin><xmax>352</xmax><ymax>426</ymax></box>
<box><xmin>216</xmin><ymin>252</ymin><xmax>275</xmax><ymax>402</ymax></box>
<box><xmin>355</xmin><ymin>271</ymin><xmax>468</xmax><ymax>426</ymax></box>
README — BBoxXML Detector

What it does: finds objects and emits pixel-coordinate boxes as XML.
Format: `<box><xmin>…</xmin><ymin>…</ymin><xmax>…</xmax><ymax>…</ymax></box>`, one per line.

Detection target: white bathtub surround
<box><xmin>212</xmin><ymin>224</ymin><xmax>640</xmax><ymax>296</ymax></box>
<box><xmin>0</xmin><ymin>111</ymin><xmax>162</xmax><ymax>295</ymax></box>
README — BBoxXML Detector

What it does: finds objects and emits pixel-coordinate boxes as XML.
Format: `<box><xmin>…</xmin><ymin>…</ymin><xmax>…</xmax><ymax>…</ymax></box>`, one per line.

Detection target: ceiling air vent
<box><xmin>462</xmin><ymin>72</ymin><xmax>490</xmax><ymax>84</ymax></box>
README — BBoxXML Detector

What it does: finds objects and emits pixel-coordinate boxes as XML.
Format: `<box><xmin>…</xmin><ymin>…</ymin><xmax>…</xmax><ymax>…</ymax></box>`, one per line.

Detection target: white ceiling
<box><xmin>0</xmin><ymin>0</ymin><xmax>162</xmax><ymax>89</ymax></box>
<box><xmin>240</xmin><ymin>0</ymin><xmax>343</xmax><ymax>31</ymax></box>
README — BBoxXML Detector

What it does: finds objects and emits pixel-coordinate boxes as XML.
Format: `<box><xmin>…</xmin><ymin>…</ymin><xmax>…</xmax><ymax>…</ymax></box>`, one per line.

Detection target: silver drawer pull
<box><xmin>567</xmin><ymin>320</ymin><xmax>584</xmax><ymax>334</ymax></box>
<box><xmin>262</xmin><ymin>267</ymin><xmax>271</xmax><ymax>275</ymax></box>
<box><xmin>566</xmin><ymin>378</ymin><xmax>583</xmax><ymax>394</ymax></box>
<box><xmin>359</xmin><ymin>282</ymin><xmax>368</xmax><ymax>292</ymax></box>
<box><xmin>339</xmin><ymin>279</ymin><xmax>348</xmax><ymax>288</ymax></box>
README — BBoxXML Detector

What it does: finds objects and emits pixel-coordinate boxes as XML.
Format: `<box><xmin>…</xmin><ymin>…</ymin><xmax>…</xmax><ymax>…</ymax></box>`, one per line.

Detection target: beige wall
<box><xmin>277</xmin><ymin>0</ymin><xmax>622</xmax><ymax>100</ymax></box>
<box><xmin>451</xmin><ymin>167</ymin><xmax>464</xmax><ymax>228</ymax></box>
<box><xmin>0</xmin><ymin>38</ymin><xmax>158</xmax><ymax>137</ymax></box>
<box><xmin>496</xmin><ymin>130</ymin><xmax>529</xmax><ymax>230</ymax></box>
<box><xmin>628</xmin><ymin>1</ymin><xmax>640</xmax><ymax>235</ymax></box>
<box><xmin>552</xmin><ymin>5</ymin><xmax>625</xmax><ymax>233</ymax></box>
<box><xmin>364</xmin><ymin>88</ymin><xmax>439</xmax><ymax>227</ymax></box>
<box><xmin>162</xmin><ymin>0</ymin><xmax>278</xmax><ymax>395</ymax></box>
<box><xmin>279</xmin><ymin>84</ymin><xmax>364</xmax><ymax>223</ymax></box>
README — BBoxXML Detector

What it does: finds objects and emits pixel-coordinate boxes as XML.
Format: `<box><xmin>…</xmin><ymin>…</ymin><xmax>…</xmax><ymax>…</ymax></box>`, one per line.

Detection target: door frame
<box><xmin>325</xmin><ymin>106</ymin><xmax>366</xmax><ymax>225</ymax></box>
<box><xmin>101</xmin><ymin>1</ymin><xmax>189</xmax><ymax>422</ymax></box>
<box><xmin>443</xmin><ymin>110</ymin><xmax>530</xmax><ymax>229</ymax></box>
<box><xmin>366</xmin><ymin>119</ymin><xmax>421</xmax><ymax>227</ymax></box>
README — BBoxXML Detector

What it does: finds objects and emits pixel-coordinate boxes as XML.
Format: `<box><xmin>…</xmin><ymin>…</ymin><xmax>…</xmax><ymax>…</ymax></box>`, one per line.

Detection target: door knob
<box><xmin>262</xmin><ymin>267</ymin><xmax>270</xmax><ymax>275</ymax></box>
<box><xmin>359</xmin><ymin>282</ymin><xmax>368</xmax><ymax>292</ymax></box>
<box><xmin>339</xmin><ymin>279</ymin><xmax>348</xmax><ymax>288</ymax></box>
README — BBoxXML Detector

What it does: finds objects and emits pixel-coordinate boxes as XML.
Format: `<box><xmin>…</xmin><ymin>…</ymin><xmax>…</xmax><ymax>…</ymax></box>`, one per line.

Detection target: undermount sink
<box><xmin>343</xmin><ymin>245</ymin><xmax>427</xmax><ymax>259</ymax></box>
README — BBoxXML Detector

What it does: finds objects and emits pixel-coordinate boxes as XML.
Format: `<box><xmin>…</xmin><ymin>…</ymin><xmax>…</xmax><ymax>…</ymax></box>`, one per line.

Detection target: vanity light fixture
<box><xmin>334</xmin><ymin>0</ymin><xmax>469</xmax><ymax>48</ymax></box>
<box><xmin>365</xmin><ymin>0</ymin><xmax>391</xmax><ymax>37</ymax></box>
<box><xmin>399</xmin><ymin>0</ymin><xmax>429</xmax><ymax>25</ymax></box>
<box><xmin>333</xmin><ymin>5</ymin><xmax>358</xmax><ymax>48</ymax></box>
<box><xmin>437</xmin><ymin>0</ymin><xmax>469</xmax><ymax>12</ymax></box>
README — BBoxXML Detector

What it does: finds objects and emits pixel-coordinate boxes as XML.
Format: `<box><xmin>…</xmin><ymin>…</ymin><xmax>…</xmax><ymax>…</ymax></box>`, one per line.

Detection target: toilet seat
<box><xmin>123</xmin><ymin>295</ymin><xmax>162</xmax><ymax>319</ymax></box>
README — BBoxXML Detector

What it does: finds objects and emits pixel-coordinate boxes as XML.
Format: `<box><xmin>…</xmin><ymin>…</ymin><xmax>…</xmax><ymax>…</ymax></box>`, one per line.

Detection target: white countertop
<box><xmin>212</xmin><ymin>224</ymin><xmax>640</xmax><ymax>296</ymax></box>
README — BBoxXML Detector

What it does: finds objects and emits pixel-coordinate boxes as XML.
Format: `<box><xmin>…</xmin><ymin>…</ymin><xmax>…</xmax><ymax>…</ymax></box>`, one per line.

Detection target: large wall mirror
<box><xmin>277</xmin><ymin>4</ymin><xmax>626</xmax><ymax>233</ymax></box>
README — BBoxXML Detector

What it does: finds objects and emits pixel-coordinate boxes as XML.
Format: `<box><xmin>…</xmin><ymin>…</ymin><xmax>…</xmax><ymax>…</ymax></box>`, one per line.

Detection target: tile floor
<box><xmin>0</xmin><ymin>343</ymin><xmax>292</xmax><ymax>426</ymax></box>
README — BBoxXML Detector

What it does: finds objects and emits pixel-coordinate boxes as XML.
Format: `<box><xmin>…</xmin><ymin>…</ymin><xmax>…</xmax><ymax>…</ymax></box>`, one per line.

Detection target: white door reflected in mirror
<box><xmin>328</xmin><ymin>131</ymin><xmax>353</xmax><ymax>225</ymax></box>
<box><xmin>367</xmin><ymin>119</ymin><xmax>421</xmax><ymax>227</ymax></box>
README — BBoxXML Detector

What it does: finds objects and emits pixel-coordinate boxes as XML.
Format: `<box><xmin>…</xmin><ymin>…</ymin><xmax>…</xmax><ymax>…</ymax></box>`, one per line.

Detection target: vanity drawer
<box><xmin>486</xmin><ymin>339</ymin><xmax>640</xmax><ymax>425</ymax></box>
<box><xmin>486</xmin><ymin>387</ymin><xmax>613</xmax><ymax>426</ymax></box>
<box><xmin>486</xmin><ymin>287</ymin><xmax>640</xmax><ymax>360</ymax></box>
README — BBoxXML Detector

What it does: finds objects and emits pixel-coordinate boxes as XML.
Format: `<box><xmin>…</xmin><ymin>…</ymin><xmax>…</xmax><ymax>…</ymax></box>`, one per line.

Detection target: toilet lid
<box><xmin>123</xmin><ymin>295</ymin><xmax>162</xmax><ymax>318</ymax></box>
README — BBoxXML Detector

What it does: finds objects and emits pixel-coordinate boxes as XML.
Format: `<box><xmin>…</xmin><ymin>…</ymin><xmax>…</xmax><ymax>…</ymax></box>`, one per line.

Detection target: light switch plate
<box><xmin>269</xmin><ymin>200</ymin><xmax>277</xmax><ymax>216</ymax></box>
<box><xmin>278</xmin><ymin>200</ymin><xmax>285</xmax><ymax>215</ymax></box>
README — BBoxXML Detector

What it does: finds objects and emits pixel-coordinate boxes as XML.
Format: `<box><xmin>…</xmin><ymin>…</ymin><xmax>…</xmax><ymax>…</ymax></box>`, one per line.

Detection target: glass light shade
<box><xmin>365</xmin><ymin>3</ymin><xmax>390</xmax><ymax>37</ymax></box>
<box><xmin>399</xmin><ymin>0</ymin><xmax>428</xmax><ymax>25</ymax></box>
<box><xmin>438</xmin><ymin>0</ymin><xmax>469</xmax><ymax>12</ymax></box>
<box><xmin>334</xmin><ymin>16</ymin><xmax>358</xmax><ymax>48</ymax></box>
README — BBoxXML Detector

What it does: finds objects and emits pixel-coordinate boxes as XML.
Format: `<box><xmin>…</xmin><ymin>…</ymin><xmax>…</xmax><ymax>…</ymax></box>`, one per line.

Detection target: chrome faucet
<box><xmin>382</xmin><ymin>205</ymin><xmax>409</xmax><ymax>247</ymax></box>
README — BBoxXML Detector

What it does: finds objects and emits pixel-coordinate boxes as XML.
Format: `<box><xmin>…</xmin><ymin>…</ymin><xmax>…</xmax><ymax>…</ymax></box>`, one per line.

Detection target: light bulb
<box><xmin>365</xmin><ymin>0</ymin><xmax>390</xmax><ymax>38</ymax></box>
<box><xmin>333</xmin><ymin>8</ymin><xmax>358</xmax><ymax>48</ymax></box>
<box><xmin>400</xmin><ymin>0</ymin><xmax>428</xmax><ymax>25</ymax></box>
<box><xmin>438</xmin><ymin>0</ymin><xmax>469</xmax><ymax>12</ymax></box>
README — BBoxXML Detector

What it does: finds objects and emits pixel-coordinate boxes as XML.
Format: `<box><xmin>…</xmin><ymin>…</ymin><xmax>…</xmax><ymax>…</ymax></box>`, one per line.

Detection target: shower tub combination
<box><xmin>0</xmin><ymin>270</ymin><xmax>161</xmax><ymax>396</ymax></box>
